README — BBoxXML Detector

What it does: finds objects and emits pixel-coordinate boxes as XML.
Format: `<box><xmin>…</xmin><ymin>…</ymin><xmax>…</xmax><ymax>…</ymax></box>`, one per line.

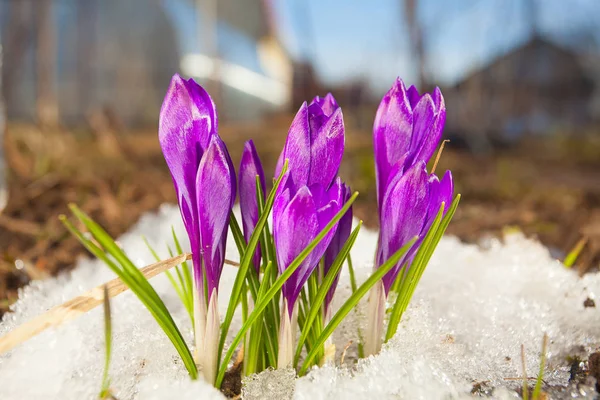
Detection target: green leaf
<box><xmin>171</xmin><ymin>227</ymin><xmax>194</xmax><ymax>310</ymax></box>
<box><xmin>564</xmin><ymin>237</ymin><xmax>587</xmax><ymax>268</ymax></box>
<box><xmin>217</xmin><ymin>160</ymin><xmax>289</xmax><ymax>371</ymax></box>
<box><xmin>347</xmin><ymin>253</ymin><xmax>358</xmax><ymax>293</ymax></box>
<box><xmin>143</xmin><ymin>237</ymin><xmax>190</xmax><ymax>322</ymax></box>
<box><xmin>256</xmin><ymin>174</ymin><xmax>275</xmax><ymax>267</ymax></box>
<box><xmin>255</xmin><ymin>176</ymin><xmax>281</xmax><ymax>354</ymax></box>
<box><xmin>215</xmin><ymin>191</ymin><xmax>359</xmax><ymax>388</ymax></box>
<box><xmin>229</xmin><ymin>212</ymin><xmax>247</xmax><ymax>257</ymax></box>
<box><xmin>61</xmin><ymin>210</ymin><xmax>198</xmax><ymax>379</ymax></box>
<box><xmin>298</xmin><ymin>235</ymin><xmax>417</xmax><ymax>376</ymax></box>
<box><xmin>245</xmin><ymin>261</ymin><xmax>277</xmax><ymax>374</ymax></box>
<box><xmin>99</xmin><ymin>285</ymin><xmax>112</xmax><ymax>399</ymax></box>
<box><xmin>385</xmin><ymin>204</ymin><xmax>444</xmax><ymax>341</ymax></box>
<box><xmin>385</xmin><ymin>194</ymin><xmax>461</xmax><ymax>342</ymax></box>
<box><xmin>294</xmin><ymin>222</ymin><xmax>362</xmax><ymax>366</ymax></box>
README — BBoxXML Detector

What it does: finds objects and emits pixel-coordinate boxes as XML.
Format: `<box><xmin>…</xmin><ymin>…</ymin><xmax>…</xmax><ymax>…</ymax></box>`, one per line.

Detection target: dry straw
<box><xmin>0</xmin><ymin>253</ymin><xmax>192</xmax><ymax>355</ymax></box>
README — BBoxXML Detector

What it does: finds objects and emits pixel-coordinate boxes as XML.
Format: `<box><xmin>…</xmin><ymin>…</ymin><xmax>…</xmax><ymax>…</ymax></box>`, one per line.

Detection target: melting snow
<box><xmin>1</xmin><ymin>204</ymin><xmax>599</xmax><ymax>399</ymax></box>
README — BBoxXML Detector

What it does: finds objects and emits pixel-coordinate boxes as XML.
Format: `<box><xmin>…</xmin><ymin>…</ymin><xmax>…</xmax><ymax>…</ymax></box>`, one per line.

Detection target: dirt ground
<box><xmin>0</xmin><ymin>119</ymin><xmax>599</xmax><ymax>315</ymax></box>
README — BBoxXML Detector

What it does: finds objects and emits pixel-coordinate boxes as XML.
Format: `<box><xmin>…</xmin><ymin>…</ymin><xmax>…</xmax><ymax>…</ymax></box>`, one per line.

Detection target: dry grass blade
<box><xmin>0</xmin><ymin>253</ymin><xmax>191</xmax><ymax>355</ymax></box>
<box><xmin>522</xmin><ymin>343</ymin><xmax>529</xmax><ymax>400</ymax></box>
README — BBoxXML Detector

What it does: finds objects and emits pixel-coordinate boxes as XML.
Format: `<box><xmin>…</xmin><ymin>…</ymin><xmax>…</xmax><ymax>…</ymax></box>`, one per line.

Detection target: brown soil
<box><xmin>0</xmin><ymin>120</ymin><xmax>599</xmax><ymax>316</ymax></box>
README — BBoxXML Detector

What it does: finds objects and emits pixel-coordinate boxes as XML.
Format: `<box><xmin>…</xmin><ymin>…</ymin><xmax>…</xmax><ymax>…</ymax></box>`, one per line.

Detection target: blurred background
<box><xmin>0</xmin><ymin>0</ymin><xmax>599</xmax><ymax>313</ymax></box>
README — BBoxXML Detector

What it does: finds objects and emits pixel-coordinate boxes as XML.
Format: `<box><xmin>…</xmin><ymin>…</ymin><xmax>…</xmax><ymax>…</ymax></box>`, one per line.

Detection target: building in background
<box><xmin>0</xmin><ymin>0</ymin><xmax>292</xmax><ymax>127</ymax></box>
<box><xmin>176</xmin><ymin>0</ymin><xmax>292</xmax><ymax>121</ymax></box>
<box><xmin>444</xmin><ymin>36</ymin><xmax>596</xmax><ymax>149</ymax></box>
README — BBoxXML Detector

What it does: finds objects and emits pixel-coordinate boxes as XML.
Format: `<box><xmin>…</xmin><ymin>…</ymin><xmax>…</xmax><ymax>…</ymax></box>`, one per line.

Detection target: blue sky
<box><xmin>160</xmin><ymin>0</ymin><xmax>600</xmax><ymax>94</ymax></box>
<box><xmin>272</xmin><ymin>0</ymin><xmax>600</xmax><ymax>92</ymax></box>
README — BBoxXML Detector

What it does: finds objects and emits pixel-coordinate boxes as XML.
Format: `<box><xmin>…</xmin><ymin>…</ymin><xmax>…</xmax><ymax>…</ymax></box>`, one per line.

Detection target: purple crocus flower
<box><xmin>275</xmin><ymin>93</ymin><xmax>344</xmax><ymax>191</ymax></box>
<box><xmin>366</xmin><ymin>79</ymin><xmax>451</xmax><ymax>356</ymax></box>
<box><xmin>159</xmin><ymin>73</ymin><xmax>235</xmax><ymax>297</ymax></box>
<box><xmin>159</xmin><ymin>74</ymin><xmax>235</xmax><ymax>382</ymax></box>
<box><xmin>373</xmin><ymin>78</ymin><xmax>445</xmax><ymax>206</ymax></box>
<box><xmin>273</xmin><ymin>177</ymin><xmax>344</xmax><ymax>316</ymax></box>
<box><xmin>239</xmin><ymin>140</ymin><xmax>266</xmax><ymax>271</ymax></box>
<box><xmin>322</xmin><ymin>183</ymin><xmax>352</xmax><ymax>316</ymax></box>
<box><xmin>273</xmin><ymin>94</ymin><xmax>348</xmax><ymax>368</ymax></box>
<box><xmin>372</xmin><ymin>78</ymin><xmax>452</xmax><ymax>293</ymax></box>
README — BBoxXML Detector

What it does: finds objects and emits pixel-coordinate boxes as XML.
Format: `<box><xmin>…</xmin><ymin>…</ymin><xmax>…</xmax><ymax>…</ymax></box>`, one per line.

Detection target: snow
<box><xmin>1</xmin><ymin>204</ymin><xmax>600</xmax><ymax>399</ymax></box>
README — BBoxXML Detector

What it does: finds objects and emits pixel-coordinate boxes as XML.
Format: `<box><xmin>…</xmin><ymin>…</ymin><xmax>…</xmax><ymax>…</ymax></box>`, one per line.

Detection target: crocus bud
<box><xmin>373</xmin><ymin>78</ymin><xmax>445</xmax><ymax>206</ymax></box>
<box><xmin>239</xmin><ymin>140</ymin><xmax>266</xmax><ymax>271</ymax></box>
<box><xmin>159</xmin><ymin>74</ymin><xmax>219</xmax><ymax>283</ymax></box>
<box><xmin>275</xmin><ymin>94</ymin><xmax>344</xmax><ymax>191</ymax></box>
<box><xmin>159</xmin><ymin>74</ymin><xmax>235</xmax><ymax>383</ymax></box>
<box><xmin>196</xmin><ymin>135</ymin><xmax>236</xmax><ymax>296</ymax></box>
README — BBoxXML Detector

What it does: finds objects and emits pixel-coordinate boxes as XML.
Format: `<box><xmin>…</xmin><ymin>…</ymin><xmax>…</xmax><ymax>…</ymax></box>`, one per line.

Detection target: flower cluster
<box><xmin>156</xmin><ymin>74</ymin><xmax>456</xmax><ymax>386</ymax></box>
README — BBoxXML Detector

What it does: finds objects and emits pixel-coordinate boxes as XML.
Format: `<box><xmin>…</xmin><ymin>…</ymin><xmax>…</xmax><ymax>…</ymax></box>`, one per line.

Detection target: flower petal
<box><xmin>277</xmin><ymin>102</ymin><xmax>311</xmax><ymax>187</ymax></box>
<box><xmin>407</xmin><ymin>94</ymin><xmax>435</xmax><ymax>164</ymax></box>
<box><xmin>310</xmin><ymin>93</ymin><xmax>339</xmax><ymax>116</ymax></box>
<box><xmin>379</xmin><ymin>161</ymin><xmax>429</xmax><ymax>294</ymax></box>
<box><xmin>406</xmin><ymin>85</ymin><xmax>421</xmax><ymax>108</ymax></box>
<box><xmin>409</xmin><ymin>87</ymin><xmax>446</xmax><ymax>166</ymax></box>
<box><xmin>274</xmin><ymin>186</ymin><xmax>319</xmax><ymax>311</ymax></box>
<box><xmin>323</xmin><ymin>183</ymin><xmax>352</xmax><ymax>313</ymax></box>
<box><xmin>196</xmin><ymin>135</ymin><xmax>235</xmax><ymax>295</ymax></box>
<box><xmin>308</xmin><ymin>107</ymin><xmax>345</xmax><ymax>188</ymax></box>
<box><xmin>239</xmin><ymin>140</ymin><xmax>266</xmax><ymax>271</ymax></box>
<box><xmin>373</xmin><ymin>78</ymin><xmax>413</xmax><ymax>205</ymax></box>
<box><xmin>159</xmin><ymin>74</ymin><xmax>219</xmax><ymax>286</ymax></box>
<box><xmin>312</xmin><ymin>178</ymin><xmax>344</xmax><ymax>256</ymax></box>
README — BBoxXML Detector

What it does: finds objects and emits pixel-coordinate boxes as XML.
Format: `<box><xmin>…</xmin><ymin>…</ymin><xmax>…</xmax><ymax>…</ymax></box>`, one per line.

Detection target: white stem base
<box><xmin>321</xmin><ymin>308</ymin><xmax>336</xmax><ymax>366</ymax></box>
<box><xmin>364</xmin><ymin>280</ymin><xmax>385</xmax><ymax>357</ymax></box>
<box><xmin>193</xmin><ymin>285</ymin><xmax>207</xmax><ymax>367</ymax></box>
<box><xmin>278</xmin><ymin>299</ymin><xmax>296</xmax><ymax>369</ymax></box>
<box><xmin>201</xmin><ymin>289</ymin><xmax>220</xmax><ymax>385</ymax></box>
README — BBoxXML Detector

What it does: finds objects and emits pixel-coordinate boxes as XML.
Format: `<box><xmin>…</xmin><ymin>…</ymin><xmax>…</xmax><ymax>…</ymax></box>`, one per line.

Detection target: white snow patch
<box><xmin>0</xmin><ymin>204</ymin><xmax>599</xmax><ymax>399</ymax></box>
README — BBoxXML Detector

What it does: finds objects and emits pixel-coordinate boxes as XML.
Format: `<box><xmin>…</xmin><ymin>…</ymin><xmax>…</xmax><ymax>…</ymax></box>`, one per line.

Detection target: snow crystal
<box><xmin>1</xmin><ymin>204</ymin><xmax>599</xmax><ymax>399</ymax></box>
<box><xmin>242</xmin><ymin>368</ymin><xmax>296</xmax><ymax>400</ymax></box>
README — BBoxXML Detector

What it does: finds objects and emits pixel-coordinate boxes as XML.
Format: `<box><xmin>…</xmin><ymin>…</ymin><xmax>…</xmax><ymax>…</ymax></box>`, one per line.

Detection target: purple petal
<box><xmin>196</xmin><ymin>135</ymin><xmax>235</xmax><ymax>295</ymax></box>
<box><xmin>406</xmin><ymin>85</ymin><xmax>421</xmax><ymax>108</ymax></box>
<box><xmin>276</xmin><ymin>102</ymin><xmax>311</xmax><ymax>188</ymax></box>
<box><xmin>274</xmin><ymin>187</ymin><xmax>319</xmax><ymax>315</ymax></box>
<box><xmin>379</xmin><ymin>161</ymin><xmax>429</xmax><ymax>294</ymax></box>
<box><xmin>407</xmin><ymin>94</ymin><xmax>435</xmax><ymax>164</ymax></box>
<box><xmin>409</xmin><ymin>87</ymin><xmax>446</xmax><ymax>166</ymax></box>
<box><xmin>307</xmin><ymin>107</ymin><xmax>345</xmax><ymax>188</ymax></box>
<box><xmin>312</xmin><ymin>178</ymin><xmax>344</xmax><ymax>258</ymax></box>
<box><xmin>323</xmin><ymin>183</ymin><xmax>352</xmax><ymax>313</ymax></box>
<box><xmin>425</xmin><ymin>174</ymin><xmax>441</xmax><ymax>229</ymax></box>
<box><xmin>401</xmin><ymin>170</ymin><xmax>454</xmax><ymax>275</ymax></box>
<box><xmin>276</xmin><ymin>97</ymin><xmax>344</xmax><ymax>190</ymax></box>
<box><xmin>438</xmin><ymin>170</ymin><xmax>454</xmax><ymax>211</ymax></box>
<box><xmin>425</xmin><ymin>170</ymin><xmax>454</xmax><ymax>225</ymax></box>
<box><xmin>310</xmin><ymin>93</ymin><xmax>339</xmax><ymax>116</ymax></box>
<box><xmin>292</xmin><ymin>180</ymin><xmax>345</xmax><ymax>300</ymax></box>
<box><xmin>239</xmin><ymin>140</ymin><xmax>266</xmax><ymax>271</ymax></box>
<box><xmin>274</xmin><ymin>148</ymin><xmax>285</xmax><ymax>180</ymax></box>
<box><xmin>159</xmin><ymin>74</ymin><xmax>219</xmax><ymax>288</ymax></box>
<box><xmin>377</xmin><ymin>152</ymin><xmax>408</xmax><ymax>209</ymax></box>
<box><xmin>373</xmin><ymin>78</ymin><xmax>413</xmax><ymax>206</ymax></box>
